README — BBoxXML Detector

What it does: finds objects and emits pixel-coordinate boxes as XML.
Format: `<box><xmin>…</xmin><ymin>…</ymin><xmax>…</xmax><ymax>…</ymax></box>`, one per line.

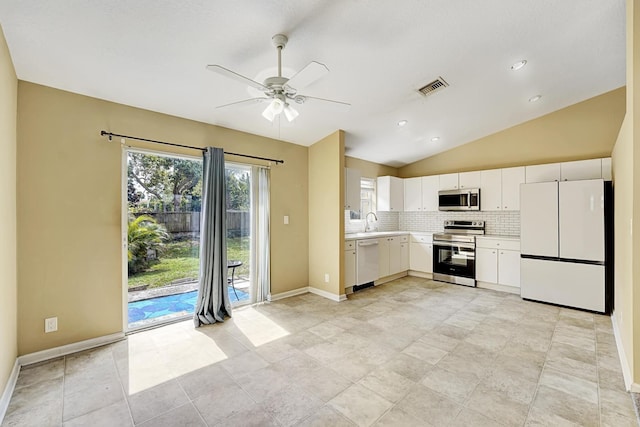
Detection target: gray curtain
<box><xmin>194</xmin><ymin>147</ymin><xmax>231</xmax><ymax>327</ymax></box>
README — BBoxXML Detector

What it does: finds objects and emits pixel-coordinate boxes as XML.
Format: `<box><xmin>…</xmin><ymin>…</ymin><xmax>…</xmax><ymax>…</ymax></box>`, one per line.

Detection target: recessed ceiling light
<box><xmin>528</xmin><ymin>95</ymin><xmax>542</xmax><ymax>103</ymax></box>
<box><xmin>431</xmin><ymin>136</ymin><xmax>440</xmax><ymax>142</ymax></box>
<box><xmin>397</xmin><ymin>120</ymin><xmax>408</xmax><ymax>127</ymax></box>
<box><xmin>510</xmin><ymin>60</ymin><xmax>527</xmax><ymax>71</ymax></box>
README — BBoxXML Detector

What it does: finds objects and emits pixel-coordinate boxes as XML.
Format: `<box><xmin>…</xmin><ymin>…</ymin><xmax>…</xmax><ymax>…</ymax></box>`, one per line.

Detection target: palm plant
<box><xmin>127</xmin><ymin>214</ymin><xmax>169</xmax><ymax>274</ymax></box>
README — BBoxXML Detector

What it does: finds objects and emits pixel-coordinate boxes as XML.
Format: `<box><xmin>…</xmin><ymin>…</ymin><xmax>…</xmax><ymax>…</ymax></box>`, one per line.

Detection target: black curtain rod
<box><xmin>100</xmin><ymin>131</ymin><xmax>284</xmax><ymax>165</ymax></box>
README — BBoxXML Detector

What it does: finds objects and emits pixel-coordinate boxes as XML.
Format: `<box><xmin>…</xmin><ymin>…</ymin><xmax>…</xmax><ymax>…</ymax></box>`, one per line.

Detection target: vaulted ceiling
<box><xmin>0</xmin><ymin>0</ymin><xmax>625</xmax><ymax>166</ymax></box>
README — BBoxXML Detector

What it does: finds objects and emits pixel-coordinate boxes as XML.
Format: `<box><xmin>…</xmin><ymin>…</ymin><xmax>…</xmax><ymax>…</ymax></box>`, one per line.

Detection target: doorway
<box><xmin>124</xmin><ymin>149</ymin><xmax>261</xmax><ymax>330</ymax></box>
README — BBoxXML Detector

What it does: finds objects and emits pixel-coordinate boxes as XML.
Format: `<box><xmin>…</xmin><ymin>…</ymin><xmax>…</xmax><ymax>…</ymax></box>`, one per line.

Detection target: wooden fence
<box><xmin>146</xmin><ymin>211</ymin><xmax>249</xmax><ymax>235</ymax></box>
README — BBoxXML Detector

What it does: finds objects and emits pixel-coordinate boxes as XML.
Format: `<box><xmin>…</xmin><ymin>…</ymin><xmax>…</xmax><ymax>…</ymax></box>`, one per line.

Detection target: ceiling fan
<box><xmin>207</xmin><ymin>34</ymin><xmax>350</xmax><ymax>122</ymax></box>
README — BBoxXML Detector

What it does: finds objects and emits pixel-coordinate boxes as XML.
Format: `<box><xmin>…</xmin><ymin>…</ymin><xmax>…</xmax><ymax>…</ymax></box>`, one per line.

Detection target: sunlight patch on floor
<box><xmin>232</xmin><ymin>307</ymin><xmax>290</xmax><ymax>347</ymax></box>
<box><xmin>124</xmin><ymin>321</ymin><xmax>229</xmax><ymax>394</ymax></box>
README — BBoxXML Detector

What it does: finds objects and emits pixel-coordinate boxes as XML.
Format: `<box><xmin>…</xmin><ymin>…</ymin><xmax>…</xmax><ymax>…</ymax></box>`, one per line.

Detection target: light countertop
<box><xmin>345</xmin><ymin>231</ymin><xmax>409</xmax><ymax>240</ymax></box>
<box><xmin>346</xmin><ymin>231</ymin><xmax>519</xmax><ymax>241</ymax></box>
<box><xmin>478</xmin><ymin>235</ymin><xmax>520</xmax><ymax>240</ymax></box>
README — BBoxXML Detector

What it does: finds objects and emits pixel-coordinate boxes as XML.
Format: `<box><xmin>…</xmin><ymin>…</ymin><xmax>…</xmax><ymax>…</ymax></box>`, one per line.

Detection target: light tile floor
<box><xmin>3</xmin><ymin>277</ymin><xmax>638</xmax><ymax>426</ymax></box>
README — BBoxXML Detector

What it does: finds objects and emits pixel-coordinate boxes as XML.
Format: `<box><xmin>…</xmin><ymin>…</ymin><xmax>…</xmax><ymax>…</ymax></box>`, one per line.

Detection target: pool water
<box><xmin>128</xmin><ymin>287</ymin><xmax>249</xmax><ymax>323</ymax></box>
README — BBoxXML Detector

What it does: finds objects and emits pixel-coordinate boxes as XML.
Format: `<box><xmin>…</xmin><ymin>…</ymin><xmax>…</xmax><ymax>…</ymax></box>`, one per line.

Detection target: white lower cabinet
<box><xmin>476</xmin><ymin>237</ymin><xmax>520</xmax><ymax>290</ymax></box>
<box><xmin>379</xmin><ymin>235</ymin><xmax>409</xmax><ymax>278</ymax></box>
<box><xmin>409</xmin><ymin>233</ymin><xmax>433</xmax><ymax>273</ymax></box>
<box><xmin>498</xmin><ymin>249</ymin><xmax>520</xmax><ymax>287</ymax></box>
<box><xmin>344</xmin><ymin>240</ymin><xmax>356</xmax><ymax>288</ymax></box>
<box><xmin>476</xmin><ymin>247</ymin><xmax>498</xmax><ymax>283</ymax></box>
<box><xmin>399</xmin><ymin>238</ymin><xmax>409</xmax><ymax>272</ymax></box>
<box><xmin>378</xmin><ymin>238</ymin><xmax>390</xmax><ymax>278</ymax></box>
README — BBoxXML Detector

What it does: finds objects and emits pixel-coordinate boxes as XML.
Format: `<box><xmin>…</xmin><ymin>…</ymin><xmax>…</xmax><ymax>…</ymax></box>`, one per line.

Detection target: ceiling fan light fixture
<box><xmin>262</xmin><ymin>98</ymin><xmax>285</xmax><ymax>122</ymax></box>
<box><xmin>283</xmin><ymin>103</ymin><xmax>299</xmax><ymax>122</ymax></box>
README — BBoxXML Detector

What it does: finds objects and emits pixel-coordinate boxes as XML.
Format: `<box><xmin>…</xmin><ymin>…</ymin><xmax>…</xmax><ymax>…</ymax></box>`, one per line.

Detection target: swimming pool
<box><xmin>128</xmin><ymin>287</ymin><xmax>249</xmax><ymax>324</ymax></box>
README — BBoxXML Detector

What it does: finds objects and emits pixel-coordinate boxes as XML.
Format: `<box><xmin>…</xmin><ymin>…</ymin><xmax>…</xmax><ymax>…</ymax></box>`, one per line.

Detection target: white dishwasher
<box><xmin>356</xmin><ymin>238</ymin><xmax>379</xmax><ymax>285</ymax></box>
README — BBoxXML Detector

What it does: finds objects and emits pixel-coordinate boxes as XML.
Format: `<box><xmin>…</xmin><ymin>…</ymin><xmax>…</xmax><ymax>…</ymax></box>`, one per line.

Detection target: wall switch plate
<box><xmin>284</xmin><ymin>215</ymin><xmax>289</xmax><ymax>225</ymax></box>
<box><xmin>45</xmin><ymin>317</ymin><xmax>58</xmax><ymax>333</ymax></box>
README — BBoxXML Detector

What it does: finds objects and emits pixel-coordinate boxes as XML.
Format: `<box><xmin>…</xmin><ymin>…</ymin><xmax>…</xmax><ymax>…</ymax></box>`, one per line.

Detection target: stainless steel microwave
<box><xmin>438</xmin><ymin>188</ymin><xmax>480</xmax><ymax>211</ymax></box>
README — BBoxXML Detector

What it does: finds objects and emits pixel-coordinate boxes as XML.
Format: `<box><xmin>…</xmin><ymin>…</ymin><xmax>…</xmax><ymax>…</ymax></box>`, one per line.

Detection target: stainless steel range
<box><xmin>433</xmin><ymin>220</ymin><xmax>485</xmax><ymax>287</ymax></box>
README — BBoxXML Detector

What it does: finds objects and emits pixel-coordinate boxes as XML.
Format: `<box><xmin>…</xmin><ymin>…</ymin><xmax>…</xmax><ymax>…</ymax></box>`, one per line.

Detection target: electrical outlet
<box><xmin>284</xmin><ymin>215</ymin><xmax>289</xmax><ymax>225</ymax></box>
<box><xmin>324</xmin><ymin>273</ymin><xmax>330</xmax><ymax>283</ymax></box>
<box><xmin>45</xmin><ymin>317</ymin><xmax>58</xmax><ymax>333</ymax></box>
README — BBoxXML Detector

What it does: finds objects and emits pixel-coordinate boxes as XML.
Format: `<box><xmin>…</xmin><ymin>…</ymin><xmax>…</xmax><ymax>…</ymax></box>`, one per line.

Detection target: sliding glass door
<box><xmin>124</xmin><ymin>151</ymin><xmax>259</xmax><ymax>329</ymax></box>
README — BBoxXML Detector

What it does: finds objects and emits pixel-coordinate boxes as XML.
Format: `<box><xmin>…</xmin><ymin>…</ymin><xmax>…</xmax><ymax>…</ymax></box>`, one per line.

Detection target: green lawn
<box><xmin>128</xmin><ymin>237</ymin><xmax>250</xmax><ymax>289</ymax></box>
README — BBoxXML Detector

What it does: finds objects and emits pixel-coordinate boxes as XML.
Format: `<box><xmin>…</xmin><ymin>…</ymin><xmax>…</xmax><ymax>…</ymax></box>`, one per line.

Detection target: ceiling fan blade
<box><xmin>285</xmin><ymin>61</ymin><xmax>329</xmax><ymax>91</ymax></box>
<box><xmin>216</xmin><ymin>97</ymin><xmax>270</xmax><ymax>109</ymax></box>
<box><xmin>207</xmin><ymin>65</ymin><xmax>268</xmax><ymax>91</ymax></box>
<box><xmin>298</xmin><ymin>95</ymin><xmax>351</xmax><ymax>112</ymax></box>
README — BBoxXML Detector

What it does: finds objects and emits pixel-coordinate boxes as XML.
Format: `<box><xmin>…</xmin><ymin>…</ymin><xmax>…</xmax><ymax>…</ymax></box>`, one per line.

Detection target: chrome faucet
<box><xmin>365</xmin><ymin>212</ymin><xmax>378</xmax><ymax>232</ymax></box>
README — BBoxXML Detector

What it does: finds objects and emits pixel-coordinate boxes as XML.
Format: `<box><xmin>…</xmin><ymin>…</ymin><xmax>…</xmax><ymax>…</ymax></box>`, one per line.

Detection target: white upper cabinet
<box><xmin>404</xmin><ymin>175</ymin><xmax>439</xmax><ymax>212</ymax></box>
<box><xmin>501</xmin><ymin>166</ymin><xmax>525</xmax><ymax>211</ymax></box>
<box><xmin>560</xmin><ymin>159</ymin><xmax>602</xmax><ymax>181</ymax></box>
<box><xmin>459</xmin><ymin>171</ymin><xmax>481</xmax><ymax>189</ymax></box>
<box><xmin>377</xmin><ymin>176</ymin><xmax>404</xmax><ymax>211</ymax></box>
<box><xmin>344</xmin><ymin>168</ymin><xmax>361</xmax><ymax>211</ymax></box>
<box><xmin>479</xmin><ymin>167</ymin><xmax>524</xmax><ymax>211</ymax></box>
<box><xmin>404</xmin><ymin>177</ymin><xmax>422</xmax><ymax>212</ymax></box>
<box><xmin>421</xmin><ymin>175</ymin><xmax>439</xmax><ymax>211</ymax></box>
<box><xmin>439</xmin><ymin>173</ymin><xmax>459</xmax><ymax>190</ymax></box>
<box><xmin>602</xmin><ymin>157</ymin><xmax>612</xmax><ymax>181</ymax></box>
<box><xmin>525</xmin><ymin>163</ymin><xmax>561</xmax><ymax>183</ymax></box>
<box><xmin>480</xmin><ymin>169</ymin><xmax>502</xmax><ymax>211</ymax></box>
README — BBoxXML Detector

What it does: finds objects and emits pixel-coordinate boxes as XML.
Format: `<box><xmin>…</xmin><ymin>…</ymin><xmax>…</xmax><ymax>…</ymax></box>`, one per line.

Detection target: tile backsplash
<box><xmin>345</xmin><ymin>211</ymin><xmax>399</xmax><ymax>233</ymax></box>
<box><xmin>399</xmin><ymin>210</ymin><xmax>520</xmax><ymax>236</ymax></box>
<box><xmin>345</xmin><ymin>210</ymin><xmax>518</xmax><ymax>236</ymax></box>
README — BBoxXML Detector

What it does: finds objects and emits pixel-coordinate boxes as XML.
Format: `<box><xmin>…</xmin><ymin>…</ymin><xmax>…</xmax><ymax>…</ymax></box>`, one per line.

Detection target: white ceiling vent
<box><xmin>418</xmin><ymin>77</ymin><xmax>449</xmax><ymax>97</ymax></box>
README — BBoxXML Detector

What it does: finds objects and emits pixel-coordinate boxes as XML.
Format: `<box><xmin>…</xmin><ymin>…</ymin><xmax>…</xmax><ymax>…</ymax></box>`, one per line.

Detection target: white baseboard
<box><xmin>375</xmin><ymin>271</ymin><xmax>408</xmax><ymax>286</ymax></box>
<box><xmin>268</xmin><ymin>286</ymin><xmax>346</xmax><ymax>303</ymax></box>
<box><xmin>308</xmin><ymin>287</ymin><xmax>347</xmax><ymax>302</ymax></box>
<box><xmin>611</xmin><ymin>310</ymin><xmax>637</xmax><ymax>392</ymax></box>
<box><xmin>268</xmin><ymin>287</ymin><xmax>309</xmax><ymax>302</ymax></box>
<box><xmin>477</xmin><ymin>281</ymin><xmax>520</xmax><ymax>295</ymax></box>
<box><xmin>18</xmin><ymin>332</ymin><xmax>125</xmax><ymax>367</ymax></box>
<box><xmin>408</xmin><ymin>271</ymin><xmax>433</xmax><ymax>279</ymax></box>
<box><xmin>0</xmin><ymin>359</ymin><xmax>20</xmax><ymax>424</ymax></box>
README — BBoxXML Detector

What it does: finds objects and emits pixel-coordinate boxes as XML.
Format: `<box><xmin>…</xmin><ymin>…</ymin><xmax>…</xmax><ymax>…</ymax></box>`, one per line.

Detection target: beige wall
<box><xmin>0</xmin><ymin>25</ymin><xmax>18</xmax><ymax>397</ymax></box>
<box><xmin>17</xmin><ymin>82</ymin><xmax>309</xmax><ymax>354</ymax></box>
<box><xmin>612</xmin><ymin>114</ymin><xmax>634</xmax><ymax>382</ymax></box>
<box><xmin>345</xmin><ymin>156</ymin><xmax>398</xmax><ymax>179</ymax></box>
<box><xmin>400</xmin><ymin>87</ymin><xmax>625</xmax><ymax>177</ymax></box>
<box><xmin>308</xmin><ymin>131</ymin><xmax>344</xmax><ymax>296</ymax></box>
<box><xmin>613</xmin><ymin>0</ymin><xmax>640</xmax><ymax>388</ymax></box>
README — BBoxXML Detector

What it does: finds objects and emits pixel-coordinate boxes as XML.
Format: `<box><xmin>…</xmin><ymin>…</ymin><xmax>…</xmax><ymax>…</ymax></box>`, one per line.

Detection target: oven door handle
<box><xmin>434</xmin><ymin>242</ymin><xmax>476</xmax><ymax>250</ymax></box>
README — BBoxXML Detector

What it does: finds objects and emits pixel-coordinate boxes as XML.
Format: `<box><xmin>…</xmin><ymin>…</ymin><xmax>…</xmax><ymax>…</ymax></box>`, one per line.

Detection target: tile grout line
<box><xmin>593</xmin><ymin>313</ymin><xmax>603</xmax><ymax>427</ymax></box>
<box><xmin>61</xmin><ymin>355</ymin><xmax>66</xmax><ymax>426</ymax></box>
<box><xmin>110</xmin><ymin>350</ymin><xmax>136</xmax><ymax>427</ymax></box>
<box><xmin>521</xmin><ymin>309</ymin><xmax>558</xmax><ymax>425</ymax></box>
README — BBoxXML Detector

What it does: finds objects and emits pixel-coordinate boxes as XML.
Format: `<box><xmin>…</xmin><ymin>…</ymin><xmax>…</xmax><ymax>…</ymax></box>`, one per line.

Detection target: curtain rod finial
<box><xmin>100</xmin><ymin>130</ymin><xmax>113</xmax><ymax>141</ymax></box>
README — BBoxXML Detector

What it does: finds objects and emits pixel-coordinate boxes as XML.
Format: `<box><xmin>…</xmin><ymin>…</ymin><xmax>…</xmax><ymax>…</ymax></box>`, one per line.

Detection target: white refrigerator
<box><xmin>520</xmin><ymin>179</ymin><xmax>609</xmax><ymax>313</ymax></box>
